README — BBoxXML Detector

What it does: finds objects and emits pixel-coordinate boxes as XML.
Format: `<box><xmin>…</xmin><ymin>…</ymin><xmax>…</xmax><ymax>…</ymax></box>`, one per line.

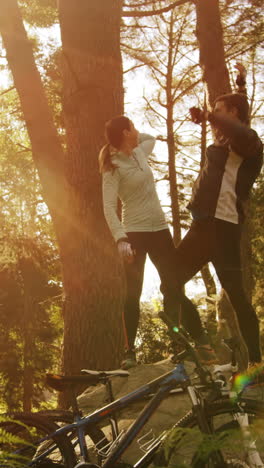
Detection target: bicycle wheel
<box><xmin>146</xmin><ymin>398</ymin><xmax>264</xmax><ymax>468</ymax></box>
<box><xmin>38</xmin><ymin>409</ymin><xmax>109</xmax><ymax>465</ymax></box>
<box><xmin>0</xmin><ymin>412</ymin><xmax>76</xmax><ymax>467</ymax></box>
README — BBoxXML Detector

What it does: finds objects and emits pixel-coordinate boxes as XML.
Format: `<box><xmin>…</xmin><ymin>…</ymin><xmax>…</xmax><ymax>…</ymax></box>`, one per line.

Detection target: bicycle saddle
<box><xmin>46</xmin><ymin>373</ymin><xmax>103</xmax><ymax>392</ymax></box>
<box><xmin>81</xmin><ymin>369</ymin><xmax>130</xmax><ymax>378</ymax></box>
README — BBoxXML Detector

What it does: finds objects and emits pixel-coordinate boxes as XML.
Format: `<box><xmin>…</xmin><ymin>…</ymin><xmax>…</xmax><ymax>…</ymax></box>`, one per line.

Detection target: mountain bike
<box><xmin>1</xmin><ymin>313</ymin><xmax>264</xmax><ymax>468</ymax></box>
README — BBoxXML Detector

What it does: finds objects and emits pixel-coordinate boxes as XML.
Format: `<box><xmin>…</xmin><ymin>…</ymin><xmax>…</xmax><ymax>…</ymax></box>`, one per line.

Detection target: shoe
<box><xmin>194</xmin><ymin>344</ymin><xmax>218</xmax><ymax>365</ymax></box>
<box><xmin>121</xmin><ymin>349</ymin><xmax>137</xmax><ymax>370</ymax></box>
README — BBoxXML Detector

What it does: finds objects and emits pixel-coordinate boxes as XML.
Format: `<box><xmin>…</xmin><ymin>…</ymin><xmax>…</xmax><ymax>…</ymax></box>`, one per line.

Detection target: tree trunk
<box><xmin>58</xmin><ymin>1</ymin><xmax>125</xmax><ymax>389</ymax></box>
<box><xmin>0</xmin><ymin>0</ymin><xmax>67</xmax><ymax>228</ymax></box>
<box><xmin>200</xmin><ymin>265</ymin><xmax>216</xmax><ymax>298</ymax></box>
<box><xmin>216</xmin><ymin>290</ymin><xmax>248</xmax><ymax>369</ymax></box>
<box><xmin>22</xmin><ymin>294</ymin><xmax>34</xmax><ymax>412</ymax></box>
<box><xmin>240</xmin><ymin>204</ymin><xmax>254</xmax><ymax>301</ymax></box>
<box><xmin>0</xmin><ymin>0</ymin><xmax>125</xmax><ymax>408</ymax></box>
<box><xmin>200</xmin><ymin>91</ymin><xmax>207</xmax><ymax>167</ymax></box>
<box><xmin>199</xmin><ymin>93</ymin><xmax>218</xmax><ymax>326</ymax></box>
<box><xmin>201</xmin><ymin>264</ymin><xmax>217</xmax><ymax>334</ymax></box>
<box><xmin>195</xmin><ymin>0</ymin><xmax>231</xmax><ymax>106</ymax></box>
<box><xmin>166</xmin><ymin>12</ymin><xmax>181</xmax><ymax>246</ymax></box>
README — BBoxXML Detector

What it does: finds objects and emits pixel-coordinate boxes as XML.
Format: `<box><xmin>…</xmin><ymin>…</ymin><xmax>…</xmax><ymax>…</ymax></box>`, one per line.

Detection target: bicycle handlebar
<box><xmin>158</xmin><ymin>312</ymin><xmax>212</xmax><ymax>386</ymax></box>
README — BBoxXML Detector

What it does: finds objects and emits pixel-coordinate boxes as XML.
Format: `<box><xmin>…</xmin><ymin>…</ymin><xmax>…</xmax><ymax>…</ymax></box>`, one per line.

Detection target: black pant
<box><xmin>174</xmin><ymin>218</ymin><xmax>261</xmax><ymax>363</ymax></box>
<box><xmin>123</xmin><ymin>229</ymin><xmax>204</xmax><ymax>350</ymax></box>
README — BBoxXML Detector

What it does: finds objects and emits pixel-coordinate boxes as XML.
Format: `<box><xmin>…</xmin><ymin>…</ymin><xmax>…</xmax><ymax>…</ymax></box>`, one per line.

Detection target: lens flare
<box><xmin>232</xmin><ymin>363</ymin><xmax>264</xmax><ymax>395</ymax></box>
<box><xmin>173</xmin><ymin>326</ymin><xmax>179</xmax><ymax>333</ymax></box>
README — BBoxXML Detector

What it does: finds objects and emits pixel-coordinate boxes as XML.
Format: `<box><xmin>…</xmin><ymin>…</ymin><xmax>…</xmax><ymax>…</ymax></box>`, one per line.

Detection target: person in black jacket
<box><xmin>174</xmin><ymin>66</ymin><xmax>263</xmax><ymax>366</ymax></box>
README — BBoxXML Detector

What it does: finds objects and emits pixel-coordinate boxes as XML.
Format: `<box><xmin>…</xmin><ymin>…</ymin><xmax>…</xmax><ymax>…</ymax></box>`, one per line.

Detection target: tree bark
<box><xmin>0</xmin><ymin>0</ymin><xmax>67</xmax><ymax>228</ymax></box>
<box><xmin>201</xmin><ymin>265</ymin><xmax>216</xmax><ymax>298</ymax></box>
<box><xmin>0</xmin><ymin>0</ymin><xmax>125</xmax><ymax>408</ymax></box>
<box><xmin>216</xmin><ymin>290</ymin><xmax>248</xmax><ymax>369</ymax></box>
<box><xmin>166</xmin><ymin>12</ymin><xmax>181</xmax><ymax>246</ymax></box>
<box><xmin>58</xmin><ymin>0</ymin><xmax>125</xmax><ymax>388</ymax></box>
<box><xmin>195</xmin><ymin>0</ymin><xmax>231</xmax><ymax>106</ymax></box>
<box><xmin>240</xmin><ymin>204</ymin><xmax>254</xmax><ymax>301</ymax></box>
<box><xmin>199</xmin><ymin>101</ymin><xmax>218</xmax><ymax>325</ymax></box>
<box><xmin>22</xmin><ymin>294</ymin><xmax>34</xmax><ymax>412</ymax></box>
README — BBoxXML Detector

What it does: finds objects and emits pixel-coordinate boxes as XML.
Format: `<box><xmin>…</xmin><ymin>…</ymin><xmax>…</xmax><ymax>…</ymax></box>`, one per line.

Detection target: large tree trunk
<box><xmin>216</xmin><ymin>290</ymin><xmax>248</xmax><ymax>369</ymax></box>
<box><xmin>22</xmin><ymin>294</ymin><xmax>34</xmax><ymax>413</ymax></box>
<box><xmin>166</xmin><ymin>11</ymin><xmax>181</xmax><ymax>246</ymax></box>
<box><xmin>0</xmin><ymin>0</ymin><xmax>125</xmax><ymax>407</ymax></box>
<box><xmin>58</xmin><ymin>0</ymin><xmax>125</xmax><ymax>384</ymax></box>
<box><xmin>195</xmin><ymin>0</ymin><xmax>231</xmax><ymax>107</ymax></box>
<box><xmin>0</xmin><ymin>0</ymin><xmax>67</xmax><ymax>227</ymax></box>
<box><xmin>240</xmin><ymin>205</ymin><xmax>254</xmax><ymax>301</ymax></box>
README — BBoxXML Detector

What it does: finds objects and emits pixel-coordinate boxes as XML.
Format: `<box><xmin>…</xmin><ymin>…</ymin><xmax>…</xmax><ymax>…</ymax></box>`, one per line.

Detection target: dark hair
<box><xmin>98</xmin><ymin>116</ymin><xmax>131</xmax><ymax>173</ymax></box>
<box><xmin>214</xmin><ymin>93</ymin><xmax>249</xmax><ymax>125</ymax></box>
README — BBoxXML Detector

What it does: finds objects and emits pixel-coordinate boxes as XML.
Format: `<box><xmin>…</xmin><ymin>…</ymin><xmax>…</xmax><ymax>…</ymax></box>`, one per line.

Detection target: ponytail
<box><xmin>98</xmin><ymin>143</ymin><xmax>118</xmax><ymax>173</ymax></box>
<box><xmin>98</xmin><ymin>115</ymin><xmax>131</xmax><ymax>173</ymax></box>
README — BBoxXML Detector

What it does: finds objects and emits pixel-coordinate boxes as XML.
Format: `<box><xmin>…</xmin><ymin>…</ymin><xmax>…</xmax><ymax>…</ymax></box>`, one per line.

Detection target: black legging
<box><xmin>123</xmin><ymin>229</ymin><xmax>204</xmax><ymax>350</ymax></box>
<box><xmin>174</xmin><ymin>217</ymin><xmax>261</xmax><ymax>363</ymax></box>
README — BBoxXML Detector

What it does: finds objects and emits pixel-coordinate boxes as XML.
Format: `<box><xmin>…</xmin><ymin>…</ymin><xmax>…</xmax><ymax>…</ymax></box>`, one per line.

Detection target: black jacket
<box><xmin>188</xmin><ymin>114</ymin><xmax>263</xmax><ymax>224</ymax></box>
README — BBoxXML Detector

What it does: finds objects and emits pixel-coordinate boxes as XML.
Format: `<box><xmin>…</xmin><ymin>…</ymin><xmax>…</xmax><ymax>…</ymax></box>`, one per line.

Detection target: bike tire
<box><xmin>38</xmin><ymin>409</ymin><xmax>109</xmax><ymax>465</ymax></box>
<box><xmin>139</xmin><ymin>398</ymin><xmax>264</xmax><ymax>468</ymax></box>
<box><xmin>0</xmin><ymin>412</ymin><xmax>77</xmax><ymax>467</ymax></box>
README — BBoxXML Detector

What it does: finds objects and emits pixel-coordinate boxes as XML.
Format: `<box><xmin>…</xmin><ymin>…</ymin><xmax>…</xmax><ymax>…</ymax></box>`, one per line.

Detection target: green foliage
<box><xmin>251</xmin><ymin>172</ymin><xmax>264</xmax><ymax>283</ymax></box>
<box><xmin>0</xmin><ymin>235</ymin><xmax>63</xmax><ymax>412</ymax></box>
<box><xmin>152</xmin><ymin>422</ymin><xmax>264</xmax><ymax>467</ymax></box>
<box><xmin>135</xmin><ymin>301</ymin><xmax>184</xmax><ymax>363</ymax></box>
<box><xmin>18</xmin><ymin>0</ymin><xmax>58</xmax><ymax>28</ymax></box>
<box><xmin>0</xmin><ymin>418</ymin><xmax>30</xmax><ymax>467</ymax></box>
<box><xmin>135</xmin><ymin>294</ymin><xmax>219</xmax><ymax>365</ymax></box>
<box><xmin>0</xmin><ymin>83</ymin><xmax>63</xmax><ymax>412</ymax></box>
<box><xmin>251</xmin><ymin>171</ymin><xmax>264</xmax><ymax>348</ymax></box>
<box><xmin>42</xmin><ymin>47</ymin><xmax>64</xmax><ymax>133</ymax></box>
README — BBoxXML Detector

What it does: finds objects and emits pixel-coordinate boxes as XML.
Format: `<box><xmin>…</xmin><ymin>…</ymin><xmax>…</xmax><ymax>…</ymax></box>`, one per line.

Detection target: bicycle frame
<box><xmin>55</xmin><ymin>362</ymin><xmax>264</xmax><ymax>467</ymax></box>
<box><xmin>26</xmin><ymin>362</ymin><xmax>190</xmax><ymax>467</ymax></box>
<box><xmin>17</xmin><ymin>327</ymin><xmax>264</xmax><ymax>468</ymax></box>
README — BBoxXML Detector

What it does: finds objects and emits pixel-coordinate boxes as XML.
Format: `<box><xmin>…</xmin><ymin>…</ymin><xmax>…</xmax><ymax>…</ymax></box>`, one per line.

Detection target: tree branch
<box><xmin>123</xmin><ymin>0</ymin><xmax>192</xmax><ymax>18</ymax></box>
<box><xmin>123</xmin><ymin>63</ymin><xmax>146</xmax><ymax>74</ymax></box>
<box><xmin>16</xmin><ymin>142</ymin><xmax>31</xmax><ymax>152</ymax></box>
<box><xmin>0</xmin><ymin>86</ymin><xmax>15</xmax><ymax>96</ymax></box>
<box><xmin>150</xmin><ymin>157</ymin><xmax>199</xmax><ymax>173</ymax></box>
<box><xmin>143</xmin><ymin>95</ymin><xmax>166</xmax><ymax>121</ymax></box>
<box><xmin>123</xmin><ymin>0</ymin><xmax>164</xmax><ymax>7</ymax></box>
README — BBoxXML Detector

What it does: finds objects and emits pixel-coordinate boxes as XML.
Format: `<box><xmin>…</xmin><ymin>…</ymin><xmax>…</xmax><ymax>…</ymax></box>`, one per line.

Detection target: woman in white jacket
<box><xmin>99</xmin><ymin>115</ymin><xmax>216</xmax><ymax>369</ymax></box>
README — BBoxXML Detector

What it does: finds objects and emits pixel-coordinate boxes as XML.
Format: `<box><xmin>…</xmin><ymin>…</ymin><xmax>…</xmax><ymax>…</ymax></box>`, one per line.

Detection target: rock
<box><xmin>77</xmin><ymin>359</ymin><xmax>195</xmax><ymax>464</ymax></box>
<box><xmin>77</xmin><ymin>358</ymin><xmax>264</xmax><ymax>465</ymax></box>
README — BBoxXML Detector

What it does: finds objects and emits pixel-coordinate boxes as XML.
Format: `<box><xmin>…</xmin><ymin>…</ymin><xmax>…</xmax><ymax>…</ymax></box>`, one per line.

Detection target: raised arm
<box><xmin>207</xmin><ymin>113</ymin><xmax>262</xmax><ymax>158</ymax></box>
<box><xmin>138</xmin><ymin>133</ymin><xmax>156</xmax><ymax>156</ymax></box>
<box><xmin>235</xmin><ymin>62</ymin><xmax>247</xmax><ymax>95</ymax></box>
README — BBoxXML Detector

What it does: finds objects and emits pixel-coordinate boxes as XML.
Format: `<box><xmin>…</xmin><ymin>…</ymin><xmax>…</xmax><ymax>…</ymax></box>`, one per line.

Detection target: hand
<box><xmin>118</xmin><ymin>241</ymin><xmax>135</xmax><ymax>263</ymax></box>
<box><xmin>235</xmin><ymin>62</ymin><xmax>247</xmax><ymax>79</ymax></box>
<box><xmin>189</xmin><ymin>107</ymin><xmax>206</xmax><ymax>124</ymax></box>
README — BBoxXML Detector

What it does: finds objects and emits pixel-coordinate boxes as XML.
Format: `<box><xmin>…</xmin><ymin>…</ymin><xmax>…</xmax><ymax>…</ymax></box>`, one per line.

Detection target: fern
<box><xmin>0</xmin><ymin>418</ymin><xmax>32</xmax><ymax>468</ymax></box>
